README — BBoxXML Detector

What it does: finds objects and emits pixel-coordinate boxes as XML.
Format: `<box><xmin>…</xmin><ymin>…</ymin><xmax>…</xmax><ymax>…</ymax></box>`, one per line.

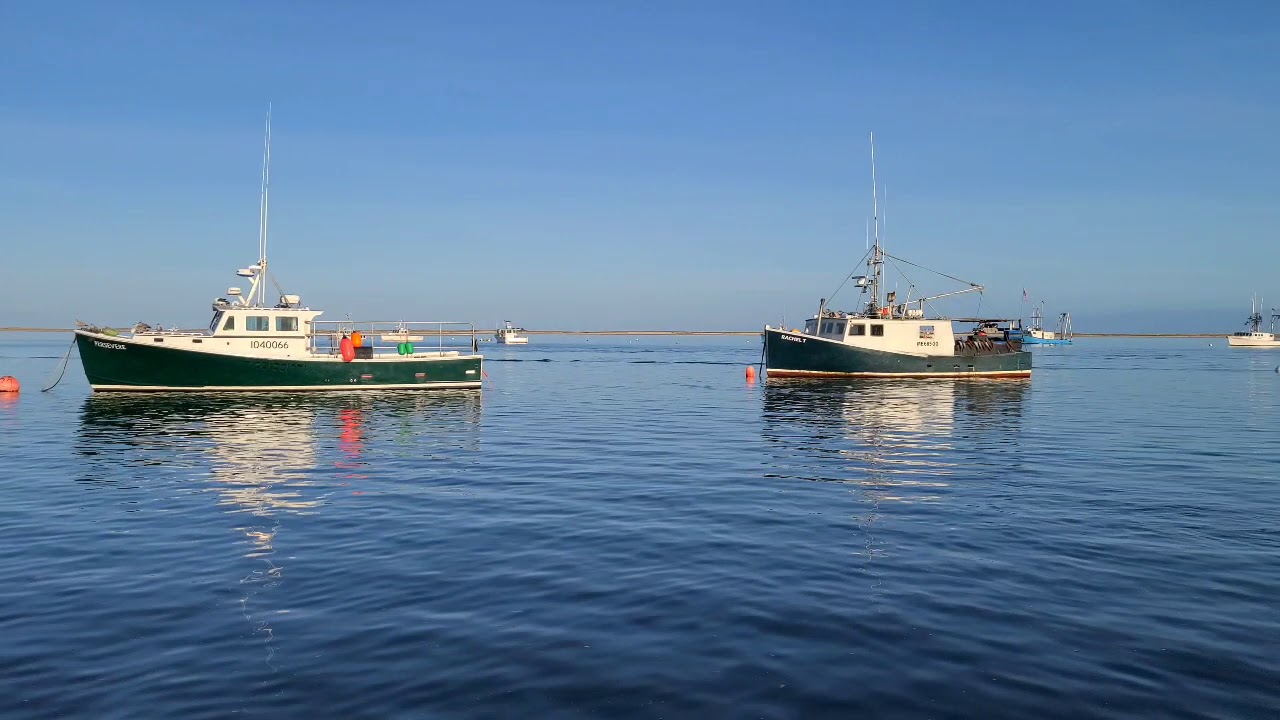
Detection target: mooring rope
<box><xmin>41</xmin><ymin>335</ymin><xmax>77</xmax><ymax>392</ymax></box>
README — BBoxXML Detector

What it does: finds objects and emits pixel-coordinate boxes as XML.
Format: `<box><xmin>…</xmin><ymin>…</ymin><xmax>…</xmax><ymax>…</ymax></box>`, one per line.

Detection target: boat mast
<box><xmin>868</xmin><ymin>131</ymin><xmax>883</xmax><ymax>316</ymax></box>
<box><xmin>256</xmin><ymin>104</ymin><xmax>272</xmax><ymax>307</ymax></box>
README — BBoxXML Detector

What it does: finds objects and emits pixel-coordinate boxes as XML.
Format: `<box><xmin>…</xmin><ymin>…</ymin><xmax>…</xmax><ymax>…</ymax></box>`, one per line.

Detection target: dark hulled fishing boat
<box><xmin>762</xmin><ymin>133</ymin><xmax>1031</xmax><ymax>379</ymax></box>
<box><xmin>74</xmin><ymin>108</ymin><xmax>483</xmax><ymax>392</ymax></box>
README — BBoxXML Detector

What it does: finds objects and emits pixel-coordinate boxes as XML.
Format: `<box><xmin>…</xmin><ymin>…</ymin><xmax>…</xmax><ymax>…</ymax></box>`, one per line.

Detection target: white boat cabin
<box><xmin>127</xmin><ymin>301</ymin><xmax>324</xmax><ymax>359</ymax></box>
<box><xmin>208</xmin><ymin>307</ymin><xmax>320</xmax><ymax>338</ymax></box>
<box><xmin>803</xmin><ymin>314</ymin><xmax>954</xmax><ymax>355</ymax></box>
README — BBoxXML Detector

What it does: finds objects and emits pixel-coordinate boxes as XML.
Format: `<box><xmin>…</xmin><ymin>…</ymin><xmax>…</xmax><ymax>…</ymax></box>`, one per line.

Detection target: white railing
<box><xmin>308</xmin><ymin>321</ymin><xmax>477</xmax><ymax>356</ymax></box>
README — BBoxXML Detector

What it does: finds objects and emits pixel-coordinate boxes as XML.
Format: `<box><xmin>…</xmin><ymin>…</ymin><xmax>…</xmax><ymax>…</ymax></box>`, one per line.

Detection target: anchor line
<box><xmin>41</xmin><ymin>335</ymin><xmax>77</xmax><ymax>392</ymax></box>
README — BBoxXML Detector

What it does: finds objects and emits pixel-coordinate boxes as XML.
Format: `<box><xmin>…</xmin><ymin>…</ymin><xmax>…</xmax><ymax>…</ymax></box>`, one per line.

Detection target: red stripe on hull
<box><xmin>766</xmin><ymin>369</ymin><xmax>1032</xmax><ymax>379</ymax></box>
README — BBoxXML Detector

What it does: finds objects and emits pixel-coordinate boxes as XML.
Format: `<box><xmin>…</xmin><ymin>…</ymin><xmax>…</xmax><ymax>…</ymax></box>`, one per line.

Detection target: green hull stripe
<box><xmin>90</xmin><ymin>382</ymin><xmax>481</xmax><ymax>393</ymax></box>
<box><xmin>766</xmin><ymin>369</ymin><xmax>1030</xmax><ymax>379</ymax></box>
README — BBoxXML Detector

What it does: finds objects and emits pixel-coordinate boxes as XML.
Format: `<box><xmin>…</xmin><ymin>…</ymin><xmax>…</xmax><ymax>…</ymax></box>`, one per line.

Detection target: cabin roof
<box><xmin>213</xmin><ymin>306</ymin><xmax>319</xmax><ymax>313</ymax></box>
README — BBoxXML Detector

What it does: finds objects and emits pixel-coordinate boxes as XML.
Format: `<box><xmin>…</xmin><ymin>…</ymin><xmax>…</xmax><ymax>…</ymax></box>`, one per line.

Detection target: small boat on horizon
<box><xmin>73</xmin><ymin>108</ymin><xmax>483</xmax><ymax>392</ymax></box>
<box><xmin>1226</xmin><ymin>295</ymin><xmax>1280</xmax><ymax>348</ymax></box>
<box><xmin>762</xmin><ymin>133</ymin><xmax>1032</xmax><ymax>379</ymax></box>
<box><xmin>494</xmin><ymin>321</ymin><xmax>529</xmax><ymax>345</ymax></box>
<box><xmin>1023</xmin><ymin>301</ymin><xmax>1073</xmax><ymax>345</ymax></box>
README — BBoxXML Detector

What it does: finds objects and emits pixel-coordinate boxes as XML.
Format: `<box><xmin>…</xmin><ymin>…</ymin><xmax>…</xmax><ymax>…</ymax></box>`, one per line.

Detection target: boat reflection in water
<box><xmin>761</xmin><ymin>378</ymin><xmax>1028</xmax><ymax>501</ymax></box>
<box><xmin>76</xmin><ymin>390</ymin><xmax>483</xmax><ymax>666</ymax></box>
<box><xmin>761</xmin><ymin>377</ymin><xmax>1028</xmax><ymax>604</ymax></box>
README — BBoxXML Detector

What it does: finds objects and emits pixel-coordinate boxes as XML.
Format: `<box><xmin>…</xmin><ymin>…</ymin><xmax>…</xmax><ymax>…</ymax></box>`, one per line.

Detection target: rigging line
<box><xmin>882</xmin><ymin>252</ymin><xmax>981</xmax><ymax>288</ymax></box>
<box><xmin>883</xmin><ymin>258</ymin><xmax>917</xmax><ymax>300</ymax></box>
<box><xmin>824</xmin><ymin>246</ymin><xmax>875</xmax><ymax>309</ymax></box>
<box><xmin>41</xmin><ymin>335</ymin><xmax>77</xmax><ymax>392</ymax></box>
<box><xmin>887</xmin><ymin>258</ymin><xmax>940</xmax><ymax>319</ymax></box>
<box><xmin>886</xmin><ymin>258</ymin><xmax>989</xmax><ymax>319</ymax></box>
<box><xmin>268</xmin><ymin>271</ymin><xmax>286</xmax><ymax>301</ymax></box>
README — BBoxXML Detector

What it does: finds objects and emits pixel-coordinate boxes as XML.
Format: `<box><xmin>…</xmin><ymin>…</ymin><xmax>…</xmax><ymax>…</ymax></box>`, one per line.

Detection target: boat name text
<box><xmin>251</xmin><ymin>340</ymin><xmax>291</xmax><ymax>350</ymax></box>
<box><xmin>93</xmin><ymin>340</ymin><xmax>127</xmax><ymax>351</ymax></box>
<box><xmin>780</xmin><ymin>335</ymin><xmax>806</xmax><ymax>343</ymax></box>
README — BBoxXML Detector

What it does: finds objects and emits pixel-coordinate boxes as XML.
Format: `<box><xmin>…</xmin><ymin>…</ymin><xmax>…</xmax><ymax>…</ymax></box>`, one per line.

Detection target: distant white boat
<box><xmin>1226</xmin><ymin>295</ymin><xmax>1280</xmax><ymax>348</ymax></box>
<box><xmin>495</xmin><ymin>321</ymin><xmax>529</xmax><ymax>345</ymax></box>
<box><xmin>1023</xmin><ymin>302</ymin><xmax>1072</xmax><ymax>345</ymax></box>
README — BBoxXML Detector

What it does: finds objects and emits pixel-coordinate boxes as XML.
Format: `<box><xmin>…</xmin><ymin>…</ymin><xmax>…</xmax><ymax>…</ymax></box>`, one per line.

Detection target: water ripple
<box><xmin>0</xmin><ymin>336</ymin><xmax>1276</xmax><ymax>718</ymax></box>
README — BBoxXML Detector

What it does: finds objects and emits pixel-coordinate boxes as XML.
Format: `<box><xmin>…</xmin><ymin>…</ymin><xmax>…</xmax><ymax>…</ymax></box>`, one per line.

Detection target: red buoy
<box><xmin>340</xmin><ymin>337</ymin><xmax>355</xmax><ymax>362</ymax></box>
<box><xmin>0</xmin><ymin>376</ymin><xmax>19</xmax><ymax>393</ymax></box>
<box><xmin>745</xmin><ymin>366</ymin><xmax>757</xmax><ymax>382</ymax></box>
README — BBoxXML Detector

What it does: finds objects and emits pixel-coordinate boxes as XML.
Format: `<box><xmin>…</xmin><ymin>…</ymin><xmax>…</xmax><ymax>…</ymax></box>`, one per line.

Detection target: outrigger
<box><xmin>762</xmin><ymin>132</ymin><xmax>1032</xmax><ymax>379</ymax></box>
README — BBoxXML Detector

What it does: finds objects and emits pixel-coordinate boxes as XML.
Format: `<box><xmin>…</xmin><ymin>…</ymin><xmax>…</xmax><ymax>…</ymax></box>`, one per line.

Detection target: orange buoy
<box><xmin>351</xmin><ymin>330</ymin><xmax>363</xmax><ymax>349</ymax></box>
<box><xmin>340</xmin><ymin>337</ymin><xmax>355</xmax><ymax>362</ymax></box>
<box><xmin>745</xmin><ymin>366</ymin><xmax>757</xmax><ymax>381</ymax></box>
<box><xmin>0</xmin><ymin>376</ymin><xmax>18</xmax><ymax>393</ymax></box>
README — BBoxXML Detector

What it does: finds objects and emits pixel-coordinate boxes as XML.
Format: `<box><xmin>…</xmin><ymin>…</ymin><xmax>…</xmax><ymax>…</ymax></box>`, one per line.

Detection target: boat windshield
<box><xmin>209</xmin><ymin>311</ymin><xmax>224</xmax><ymax>334</ymax></box>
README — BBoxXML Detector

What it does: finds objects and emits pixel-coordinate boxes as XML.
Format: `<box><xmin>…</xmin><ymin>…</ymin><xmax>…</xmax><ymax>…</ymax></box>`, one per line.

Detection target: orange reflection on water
<box><xmin>335</xmin><ymin>407</ymin><xmax>368</xmax><ymax>479</ymax></box>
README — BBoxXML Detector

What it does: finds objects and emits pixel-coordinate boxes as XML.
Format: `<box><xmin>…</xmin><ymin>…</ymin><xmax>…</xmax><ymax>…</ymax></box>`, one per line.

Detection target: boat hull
<box><xmin>1226</xmin><ymin>335</ymin><xmax>1280</xmax><ymax>347</ymax></box>
<box><xmin>763</xmin><ymin>328</ymin><xmax>1032</xmax><ymax>378</ymax></box>
<box><xmin>75</xmin><ymin>331</ymin><xmax>482</xmax><ymax>392</ymax></box>
<box><xmin>1023</xmin><ymin>337</ymin><xmax>1072</xmax><ymax>346</ymax></box>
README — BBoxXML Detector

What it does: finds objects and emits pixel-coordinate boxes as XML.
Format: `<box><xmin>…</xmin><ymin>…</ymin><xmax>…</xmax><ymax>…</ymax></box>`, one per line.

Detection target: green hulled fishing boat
<box><xmin>763</xmin><ymin>133</ymin><xmax>1031</xmax><ymax>379</ymax></box>
<box><xmin>74</xmin><ymin>108</ymin><xmax>483</xmax><ymax>392</ymax></box>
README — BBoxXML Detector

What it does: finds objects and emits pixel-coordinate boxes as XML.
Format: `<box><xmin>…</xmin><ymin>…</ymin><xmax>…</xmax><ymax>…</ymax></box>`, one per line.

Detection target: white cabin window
<box><xmin>223</xmin><ymin>316</ymin><xmax>236</xmax><ymax>331</ymax></box>
<box><xmin>871</xmin><ymin>325</ymin><xmax>885</xmax><ymax>337</ymax></box>
<box><xmin>246</xmin><ymin>316</ymin><xmax>270</xmax><ymax>332</ymax></box>
<box><xmin>276</xmin><ymin>316</ymin><xmax>298</xmax><ymax>332</ymax></box>
<box><xmin>849</xmin><ymin>324</ymin><xmax>865</xmax><ymax>336</ymax></box>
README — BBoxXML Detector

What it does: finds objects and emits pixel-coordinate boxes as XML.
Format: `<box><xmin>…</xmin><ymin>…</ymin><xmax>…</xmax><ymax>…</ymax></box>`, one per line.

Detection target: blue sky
<box><xmin>2</xmin><ymin>1</ymin><xmax>1277</xmax><ymax>332</ymax></box>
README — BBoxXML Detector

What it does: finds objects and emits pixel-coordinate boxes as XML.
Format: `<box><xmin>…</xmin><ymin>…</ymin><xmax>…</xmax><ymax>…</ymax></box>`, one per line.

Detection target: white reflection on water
<box><xmin>76</xmin><ymin>391</ymin><xmax>482</xmax><ymax>669</ymax></box>
<box><xmin>760</xmin><ymin>378</ymin><xmax>1028</xmax><ymax>612</ymax></box>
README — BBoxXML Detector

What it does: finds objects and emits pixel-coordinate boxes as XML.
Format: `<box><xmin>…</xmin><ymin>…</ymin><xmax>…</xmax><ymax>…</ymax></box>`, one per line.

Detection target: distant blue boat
<box><xmin>1023</xmin><ymin>303</ymin><xmax>1072</xmax><ymax>345</ymax></box>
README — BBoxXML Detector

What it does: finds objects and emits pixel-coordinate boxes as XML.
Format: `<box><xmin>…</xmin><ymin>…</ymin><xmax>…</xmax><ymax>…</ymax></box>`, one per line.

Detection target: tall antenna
<box><xmin>257</xmin><ymin>103</ymin><xmax>272</xmax><ymax>305</ymax></box>
<box><xmin>869</xmin><ymin>131</ymin><xmax>882</xmax><ymax>312</ymax></box>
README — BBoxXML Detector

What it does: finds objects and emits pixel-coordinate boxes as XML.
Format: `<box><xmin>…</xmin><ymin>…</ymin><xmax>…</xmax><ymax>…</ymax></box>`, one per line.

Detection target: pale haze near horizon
<box><xmin>2</xmin><ymin>3</ymin><xmax>1277</xmax><ymax>334</ymax></box>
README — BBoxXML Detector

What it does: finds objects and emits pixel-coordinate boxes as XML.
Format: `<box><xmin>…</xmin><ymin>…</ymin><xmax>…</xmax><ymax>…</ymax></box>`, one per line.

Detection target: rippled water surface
<box><xmin>0</xmin><ymin>334</ymin><xmax>1277</xmax><ymax>718</ymax></box>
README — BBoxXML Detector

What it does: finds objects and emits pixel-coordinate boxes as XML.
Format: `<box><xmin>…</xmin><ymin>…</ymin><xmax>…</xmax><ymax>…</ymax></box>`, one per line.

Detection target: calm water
<box><xmin>0</xmin><ymin>334</ymin><xmax>1277</xmax><ymax>719</ymax></box>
